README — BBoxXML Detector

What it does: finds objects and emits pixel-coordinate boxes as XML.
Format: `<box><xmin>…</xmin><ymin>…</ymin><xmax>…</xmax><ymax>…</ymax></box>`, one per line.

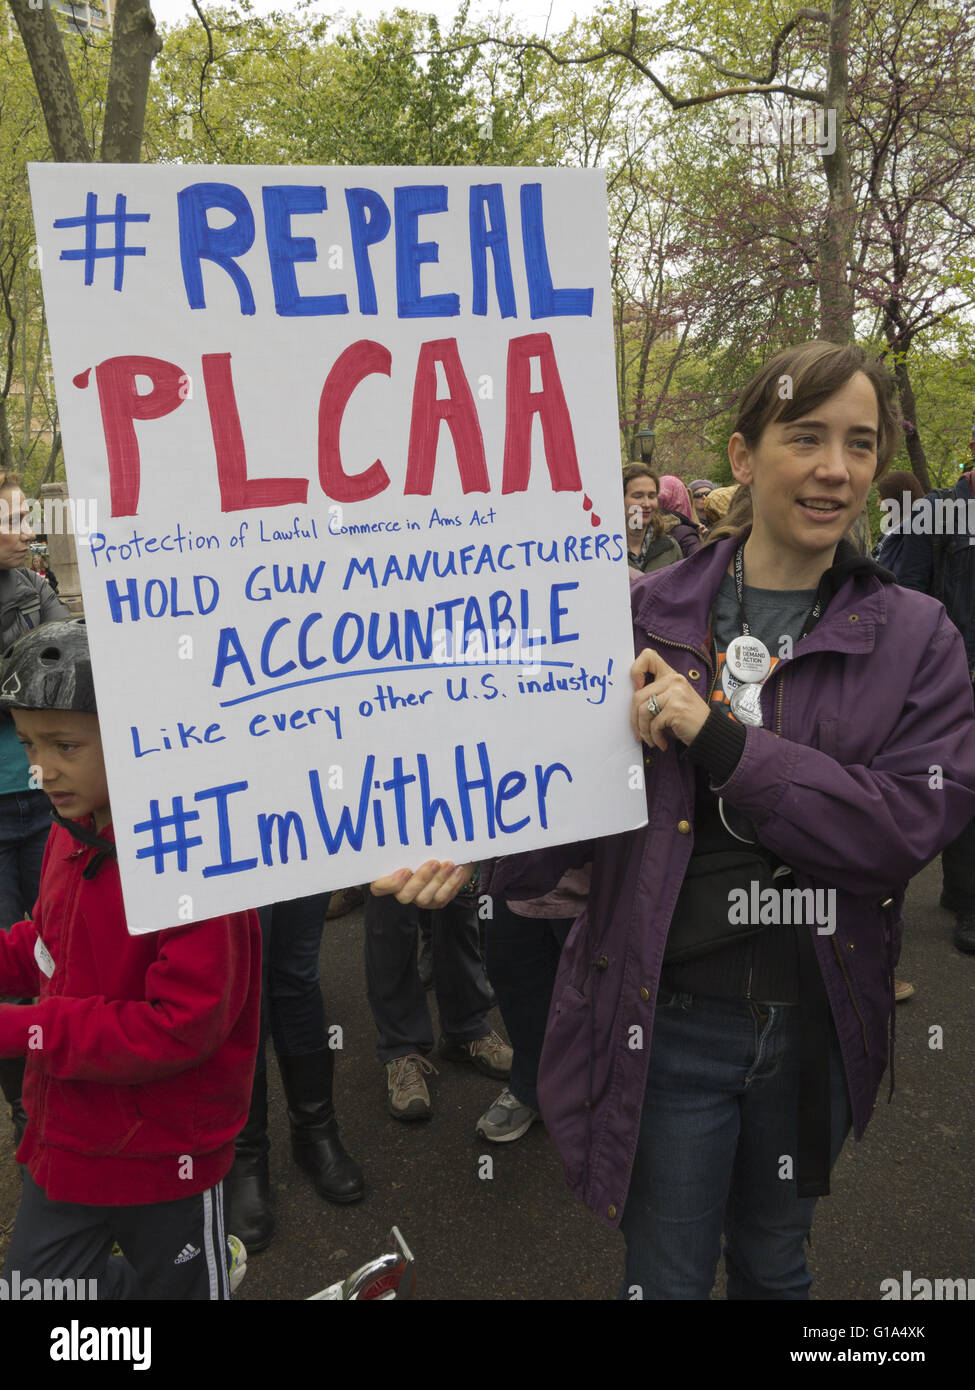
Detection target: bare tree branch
<box><xmin>189</xmin><ymin>0</ymin><xmax>227</xmax><ymax>157</ymax></box>
<box><xmin>416</xmin><ymin>5</ymin><xmax>826</xmax><ymax>109</ymax></box>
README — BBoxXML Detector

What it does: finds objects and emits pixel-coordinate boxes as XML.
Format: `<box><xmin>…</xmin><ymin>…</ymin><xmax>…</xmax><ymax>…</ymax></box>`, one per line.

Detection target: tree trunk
<box><xmin>889</xmin><ymin>352</ymin><xmax>930</xmax><ymax>493</ymax></box>
<box><xmin>0</xmin><ymin>398</ymin><xmax>13</xmax><ymax>475</ymax></box>
<box><xmin>818</xmin><ymin>0</ymin><xmax>855</xmax><ymax>344</ymax></box>
<box><xmin>40</xmin><ymin>430</ymin><xmax>63</xmax><ymax>487</ymax></box>
<box><xmin>101</xmin><ymin>0</ymin><xmax>164</xmax><ymax>162</ymax></box>
<box><xmin>8</xmin><ymin>0</ymin><xmax>92</xmax><ymax>163</ymax></box>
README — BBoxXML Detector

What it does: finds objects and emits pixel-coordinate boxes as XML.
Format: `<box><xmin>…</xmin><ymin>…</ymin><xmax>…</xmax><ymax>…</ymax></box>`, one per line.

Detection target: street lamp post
<box><xmin>634</xmin><ymin>428</ymin><xmax>655</xmax><ymax>465</ymax></box>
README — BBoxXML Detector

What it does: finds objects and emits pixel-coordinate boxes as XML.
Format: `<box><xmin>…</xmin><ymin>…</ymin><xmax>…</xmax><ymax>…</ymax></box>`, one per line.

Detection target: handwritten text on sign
<box><xmin>30</xmin><ymin>165</ymin><xmax>647</xmax><ymax>933</ymax></box>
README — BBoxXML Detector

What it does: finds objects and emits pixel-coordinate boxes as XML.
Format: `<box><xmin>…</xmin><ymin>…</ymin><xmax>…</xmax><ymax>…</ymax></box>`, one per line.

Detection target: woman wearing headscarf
<box><xmin>657</xmin><ymin>475</ymin><xmax>703</xmax><ymax>557</ymax></box>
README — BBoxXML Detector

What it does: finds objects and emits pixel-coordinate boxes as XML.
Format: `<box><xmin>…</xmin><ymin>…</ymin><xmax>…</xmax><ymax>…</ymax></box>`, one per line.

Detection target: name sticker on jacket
<box><xmin>34</xmin><ymin>935</ymin><xmax>55</xmax><ymax>978</ymax></box>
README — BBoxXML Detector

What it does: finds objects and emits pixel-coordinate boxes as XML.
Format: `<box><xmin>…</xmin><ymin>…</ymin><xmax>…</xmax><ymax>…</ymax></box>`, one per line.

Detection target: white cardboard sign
<box><xmin>28</xmin><ymin>164</ymin><xmax>647</xmax><ymax>933</ymax></box>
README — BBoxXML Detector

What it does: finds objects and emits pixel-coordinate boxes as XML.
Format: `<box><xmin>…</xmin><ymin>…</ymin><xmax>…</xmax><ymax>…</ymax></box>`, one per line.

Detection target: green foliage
<box><xmin>5</xmin><ymin>0</ymin><xmax>974</xmax><ymax>499</ymax></box>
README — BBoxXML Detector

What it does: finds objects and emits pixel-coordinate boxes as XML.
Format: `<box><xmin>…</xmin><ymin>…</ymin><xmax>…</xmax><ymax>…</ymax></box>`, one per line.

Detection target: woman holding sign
<box><xmin>373</xmin><ymin>341</ymin><xmax>975</xmax><ymax>1299</ymax></box>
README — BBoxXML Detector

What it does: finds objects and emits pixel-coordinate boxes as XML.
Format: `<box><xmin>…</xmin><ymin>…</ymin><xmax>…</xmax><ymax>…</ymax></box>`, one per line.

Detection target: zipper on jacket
<box><xmin>776</xmin><ymin>667</ymin><xmax>785</xmax><ymax>737</ymax></box>
<box><xmin>645</xmin><ymin>632</ymin><xmax>714</xmax><ymax>686</ymax></box>
<box><xmin>830</xmin><ymin>934</ymin><xmax>870</xmax><ymax>1055</ymax></box>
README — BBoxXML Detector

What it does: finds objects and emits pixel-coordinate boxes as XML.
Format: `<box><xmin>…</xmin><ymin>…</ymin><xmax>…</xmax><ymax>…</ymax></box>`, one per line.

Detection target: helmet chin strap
<box><xmin>50</xmin><ymin>808</ymin><xmax>117</xmax><ymax>880</ymax></box>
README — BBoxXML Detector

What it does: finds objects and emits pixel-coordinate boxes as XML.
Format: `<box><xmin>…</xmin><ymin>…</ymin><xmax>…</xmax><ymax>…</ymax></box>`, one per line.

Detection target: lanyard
<box><xmin>733</xmin><ymin>542</ymin><xmax>824</xmax><ymax>645</ymax></box>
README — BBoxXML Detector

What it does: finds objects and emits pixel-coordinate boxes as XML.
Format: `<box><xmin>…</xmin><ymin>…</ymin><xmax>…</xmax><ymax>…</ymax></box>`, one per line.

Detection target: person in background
<box><xmin>703</xmin><ymin>485</ymin><xmax>739</xmax><ymax>528</ymax></box>
<box><xmin>689</xmin><ymin>480</ymin><xmax>716</xmax><ymax>526</ymax></box>
<box><xmin>887</xmin><ymin>440</ymin><xmax>975</xmax><ymax>955</ymax></box>
<box><xmin>0</xmin><ymin>475</ymin><xmax>69</xmax><ymax>1149</ymax></box>
<box><xmin>364</xmin><ymin>884</ymin><xmax>511</xmax><ymax>1122</ymax></box>
<box><xmin>873</xmin><ymin>471</ymin><xmax>926</xmax><ymax>572</ymax></box>
<box><xmin>475</xmin><ymin>867</ymin><xmax>590</xmax><ymax>1143</ymax></box>
<box><xmin>623</xmin><ymin>465</ymin><xmax>683</xmax><ymax>573</ymax></box>
<box><xmin>657</xmin><ymin>475</ymin><xmax>703</xmax><ymax>556</ymax></box>
<box><xmin>229</xmin><ymin>893</ymin><xmax>364</xmax><ymax>1254</ymax></box>
<box><xmin>863</xmin><ymin>473</ymin><xmax>927</xmax><ymax>1002</ymax></box>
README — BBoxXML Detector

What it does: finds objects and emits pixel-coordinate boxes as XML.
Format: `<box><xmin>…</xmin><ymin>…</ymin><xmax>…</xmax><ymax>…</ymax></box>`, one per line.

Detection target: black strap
<box><xmin>733</xmin><ymin>542</ymin><xmax>823</xmax><ymax>641</ymax></box>
<box><xmin>794</xmin><ymin>925</ymin><xmax>833</xmax><ymax>1197</ymax></box>
<box><xmin>51</xmin><ymin>808</ymin><xmax>117</xmax><ymax>880</ymax></box>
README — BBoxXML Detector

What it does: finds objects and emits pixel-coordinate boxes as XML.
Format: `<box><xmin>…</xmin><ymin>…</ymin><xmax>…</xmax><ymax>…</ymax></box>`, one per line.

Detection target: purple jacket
<box><xmin>489</xmin><ymin>534</ymin><xmax>975</xmax><ymax>1228</ymax></box>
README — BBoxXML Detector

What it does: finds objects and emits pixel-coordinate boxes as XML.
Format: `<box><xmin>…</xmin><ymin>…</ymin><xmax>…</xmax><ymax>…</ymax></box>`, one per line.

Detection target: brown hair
<box><xmin>0</xmin><ymin>471</ymin><xmax>23</xmax><ymax>493</ymax></box>
<box><xmin>622</xmin><ymin>464</ymin><xmax>665</xmax><ymax>538</ymax></box>
<box><xmin>876</xmin><ymin>470</ymin><xmax>925</xmax><ymax>505</ymax></box>
<box><xmin>706</xmin><ymin>341</ymin><xmax>902</xmax><ymax>545</ymax></box>
<box><xmin>703</xmin><ymin>484</ymin><xmax>740</xmax><ymax>525</ymax></box>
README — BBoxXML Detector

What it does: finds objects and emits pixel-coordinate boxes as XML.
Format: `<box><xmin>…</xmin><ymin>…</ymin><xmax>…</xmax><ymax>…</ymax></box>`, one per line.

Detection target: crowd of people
<box><xmin>1</xmin><ymin>337</ymin><xmax>974</xmax><ymax>1301</ymax></box>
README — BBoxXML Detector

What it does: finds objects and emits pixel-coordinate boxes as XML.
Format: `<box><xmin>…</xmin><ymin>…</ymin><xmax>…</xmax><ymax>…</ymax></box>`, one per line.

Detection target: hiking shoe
<box><xmin>386</xmin><ymin>1054</ymin><xmax>437</xmax><ymax>1120</ymax></box>
<box><xmin>953</xmin><ymin>915</ymin><xmax>975</xmax><ymax>954</ymax></box>
<box><xmin>894</xmin><ymin>979</ymin><xmax>915</xmax><ymax>1002</ymax></box>
<box><xmin>439</xmin><ymin>1030</ymin><xmax>512</xmax><ymax>1079</ymax></box>
<box><xmin>227</xmin><ymin>1235</ymin><xmax>247</xmax><ymax>1293</ymax></box>
<box><xmin>475</xmin><ymin>1087</ymin><xmax>539</xmax><ymax>1143</ymax></box>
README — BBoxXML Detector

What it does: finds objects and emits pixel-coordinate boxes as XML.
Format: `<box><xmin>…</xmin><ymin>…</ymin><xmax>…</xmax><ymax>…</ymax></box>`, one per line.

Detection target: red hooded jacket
<box><xmin>0</xmin><ymin>819</ymin><xmax>261</xmax><ymax>1205</ymax></box>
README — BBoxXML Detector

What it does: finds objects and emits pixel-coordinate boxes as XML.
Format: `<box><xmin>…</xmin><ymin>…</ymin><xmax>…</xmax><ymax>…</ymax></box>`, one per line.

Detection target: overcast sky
<box><xmin>148</xmin><ymin>0</ymin><xmax>591</xmax><ymax>36</ymax></box>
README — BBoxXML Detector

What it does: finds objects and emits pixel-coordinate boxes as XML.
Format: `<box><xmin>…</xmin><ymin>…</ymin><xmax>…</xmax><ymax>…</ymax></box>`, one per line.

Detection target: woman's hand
<box><xmin>370</xmin><ymin>859</ymin><xmax>474</xmax><ymax>908</ymax></box>
<box><xmin>631</xmin><ymin>649</ymin><xmax>711</xmax><ymax>751</ymax></box>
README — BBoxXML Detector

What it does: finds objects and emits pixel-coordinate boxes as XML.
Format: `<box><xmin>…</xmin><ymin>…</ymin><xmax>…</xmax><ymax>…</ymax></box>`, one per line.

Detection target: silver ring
<box><xmin>646</xmin><ymin>694</ymin><xmax>661</xmax><ymax>718</ymax></box>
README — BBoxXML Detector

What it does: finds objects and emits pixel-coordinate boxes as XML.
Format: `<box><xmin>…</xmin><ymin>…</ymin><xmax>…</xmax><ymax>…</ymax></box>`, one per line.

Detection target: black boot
<box><xmin>278</xmin><ymin>1049</ymin><xmax>364</xmax><ymax>1204</ymax></box>
<box><xmin>228</xmin><ymin>1065</ymin><xmax>273</xmax><ymax>1252</ymax></box>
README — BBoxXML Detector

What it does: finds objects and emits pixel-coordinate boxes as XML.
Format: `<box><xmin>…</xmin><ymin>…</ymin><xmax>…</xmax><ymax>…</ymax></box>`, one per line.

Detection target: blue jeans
<box><xmin>620</xmin><ymin>993</ymin><xmax>852</xmax><ymax>1300</ymax></box>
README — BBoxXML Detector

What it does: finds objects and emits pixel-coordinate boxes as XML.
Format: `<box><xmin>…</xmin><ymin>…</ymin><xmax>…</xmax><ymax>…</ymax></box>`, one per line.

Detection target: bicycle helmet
<box><xmin>0</xmin><ymin>618</ymin><xmax>96</xmax><ymax>713</ymax></box>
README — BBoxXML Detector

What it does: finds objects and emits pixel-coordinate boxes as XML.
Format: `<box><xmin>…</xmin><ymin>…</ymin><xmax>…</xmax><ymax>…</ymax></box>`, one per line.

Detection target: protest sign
<box><xmin>28</xmin><ymin>164</ymin><xmax>647</xmax><ymax>933</ymax></box>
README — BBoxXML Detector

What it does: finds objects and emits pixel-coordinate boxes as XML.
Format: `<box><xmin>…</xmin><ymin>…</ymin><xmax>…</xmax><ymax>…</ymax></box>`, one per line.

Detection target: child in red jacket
<box><xmin>0</xmin><ymin>619</ymin><xmax>261</xmax><ymax>1299</ymax></box>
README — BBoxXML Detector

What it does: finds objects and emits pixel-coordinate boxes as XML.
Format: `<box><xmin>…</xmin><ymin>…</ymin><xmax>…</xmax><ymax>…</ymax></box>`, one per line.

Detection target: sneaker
<box><xmin>385</xmin><ymin>1054</ymin><xmax>437</xmax><ymax>1121</ymax></box>
<box><xmin>953</xmin><ymin>914</ymin><xmax>975</xmax><ymax>954</ymax></box>
<box><xmin>475</xmin><ymin>1087</ymin><xmax>539</xmax><ymax>1143</ymax></box>
<box><xmin>894</xmin><ymin>979</ymin><xmax>915</xmax><ymax>1002</ymax></box>
<box><xmin>439</xmin><ymin>1030</ymin><xmax>512</xmax><ymax>1080</ymax></box>
<box><xmin>227</xmin><ymin>1235</ymin><xmax>247</xmax><ymax>1293</ymax></box>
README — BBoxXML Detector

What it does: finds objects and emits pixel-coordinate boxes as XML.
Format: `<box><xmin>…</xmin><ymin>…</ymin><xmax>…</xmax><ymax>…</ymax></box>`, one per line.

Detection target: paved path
<box><xmin>1</xmin><ymin>857</ymin><xmax>972</xmax><ymax>1302</ymax></box>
